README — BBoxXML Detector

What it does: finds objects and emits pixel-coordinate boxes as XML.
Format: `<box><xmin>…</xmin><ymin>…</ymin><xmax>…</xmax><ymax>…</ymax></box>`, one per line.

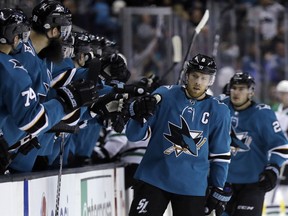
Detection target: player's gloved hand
<box><xmin>89</xmin><ymin>92</ymin><xmax>124</xmax><ymax>117</ymax></box>
<box><xmin>87</xmin><ymin>57</ymin><xmax>101</xmax><ymax>84</ymax></box>
<box><xmin>100</xmin><ymin>53</ymin><xmax>130</xmax><ymax>83</ymax></box>
<box><xmin>111</xmin><ymin>114</ymin><xmax>127</xmax><ymax>133</ymax></box>
<box><xmin>258</xmin><ymin>164</ymin><xmax>280</xmax><ymax>192</ymax></box>
<box><xmin>56</xmin><ymin>79</ymin><xmax>98</xmax><ymax>113</ymax></box>
<box><xmin>18</xmin><ymin>137</ymin><xmax>41</xmax><ymax>155</ymax></box>
<box><xmin>205</xmin><ymin>185</ymin><xmax>232</xmax><ymax>216</ymax></box>
<box><xmin>0</xmin><ymin>136</ymin><xmax>11</xmax><ymax>174</ymax></box>
<box><xmin>128</xmin><ymin>95</ymin><xmax>157</xmax><ymax>122</ymax></box>
<box><xmin>141</xmin><ymin>74</ymin><xmax>162</xmax><ymax>93</ymax></box>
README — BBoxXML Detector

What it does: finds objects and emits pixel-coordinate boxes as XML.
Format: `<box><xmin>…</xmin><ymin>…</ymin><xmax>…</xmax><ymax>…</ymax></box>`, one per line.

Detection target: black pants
<box><xmin>125</xmin><ymin>164</ymin><xmax>139</xmax><ymax>189</ymax></box>
<box><xmin>129</xmin><ymin>181</ymin><xmax>206</xmax><ymax>216</ymax></box>
<box><xmin>224</xmin><ymin>183</ymin><xmax>265</xmax><ymax>216</ymax></box>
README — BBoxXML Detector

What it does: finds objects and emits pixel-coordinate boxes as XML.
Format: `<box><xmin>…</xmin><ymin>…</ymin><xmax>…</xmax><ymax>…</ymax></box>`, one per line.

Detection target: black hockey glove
<box><xmin>18</xmin><ymin>137</ymin><xmax>41</xmax><ymax>155</ymax></box>
<box><xmin>100</xmin><ymin>53</ymin><xmax>131</xmax><ymax>83</ymax></box>
<box><xmin>205</xmin><ymin>185</ymin><xmax>232</xmax><ymax>216</ymax></box>
<box><xmin>137</xmin><ymin>74</ymin><xmax>162</xmax><ymax>93</ymax></box>
<box><xmin>258</xmin><ymin>164</ymin><xmax>280</xmax><ymax>192</ymax></box>
<box><xmin>0</xmin><ymin>136</ymin><xmax>11</xmax><ymax>174</ymax></box>
<box><xmin>111</xmin><ymin>114</ymin><xmax>127</xmax><ymax>133</ymax></box>
<box><xmin>56</xmin><ymin>79</ymin><xmax>98</xmax><ymax>113</ymax></box>
<box><xmin>87</xmin><ymin>57</ymin><xmax>101</xmax><ymax>84</ymax></box>
<box><xmin>89</xmin><ymin>92</ymin><xmax>124</xmax><ymax>117</ymax></box>
<box><xmin>128</xmin><ymin>95</ymin><xmax>157</xmax><ymax>122</ymax></box>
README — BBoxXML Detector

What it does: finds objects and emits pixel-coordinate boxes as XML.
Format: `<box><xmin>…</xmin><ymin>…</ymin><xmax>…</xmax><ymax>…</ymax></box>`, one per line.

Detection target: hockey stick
<box><xmin>55</xmin><ymin>132</ymin><xmax>65</xmax><ymax>216</ymax></box>
<box><xmin>177</xmin><ymin>9</ymin><xmax>210</xmax><ymax>85</ymax></box>
<box><xmin>212</xmin><ymin>1</ymin><xmax>234</xmax><ymax>59</ymax></box>
<box><xmin>161</xmin><ymin>35</ymin><xmax>182</xmax><ymax>79</ymax></box>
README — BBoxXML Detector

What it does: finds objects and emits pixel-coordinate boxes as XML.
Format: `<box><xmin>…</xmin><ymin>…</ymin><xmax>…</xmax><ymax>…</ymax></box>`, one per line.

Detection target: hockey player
<box><xmin>126</xmin><ymin>54</ymin><xmax>232</xmax><ymax>216</ymax></box>
<box><xmin>46</xmin><ymin>32</ymin><xmax>131</xmax><ymax>168</ymax></box>
<box><xmin>274</xmin><ymin>80</ymin><xmax>288</xmax><ymax>186</ymax></box>
<box><xmin>221</xmin><ymin>72</ymin><xmax>288</xmax><ymax>216</ymax></box>
<box><xmin>262</xmin><ymin>80</ymin><xmax>288</xmax><ymax>215</ymax></box>
<box><xmin>0</xmin><ymin>8</ymin><xmax>97</xmax><ymax>173</ymax></box>
<box><xmin>275</xmin><ymin>80</ymin><xmax>288</xmax><ymax>138</ymax></box>
<box><xmin>4</xmin><ymin>1</ymin><xmax>98</xmax><ymax>172</ymax></box>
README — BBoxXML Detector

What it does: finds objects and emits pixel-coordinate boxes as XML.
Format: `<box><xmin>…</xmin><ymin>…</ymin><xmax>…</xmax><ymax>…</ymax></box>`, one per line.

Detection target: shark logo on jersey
<box><xmin>230</xmin><ymin>116</ymin><xmax>252</xmax><ymax>155</ymax></box>
<box><xmin>164</xmin><ymin>116</ymin><xmax>206</xmax><ymax>157</ymax></box>
<box><xmin>230</xmin><ymin>127</ymin><xmax>252</xmax><ymax>155</ymax></box>
<box><xmin>9</xmin><ymin>59</ymin><xmax>28</xmax><ymax>72</ymax></box>
<box><xmin>23</xmin><ymin>43</ymin><xmax>36</xmax><ymax>56</ymax></box>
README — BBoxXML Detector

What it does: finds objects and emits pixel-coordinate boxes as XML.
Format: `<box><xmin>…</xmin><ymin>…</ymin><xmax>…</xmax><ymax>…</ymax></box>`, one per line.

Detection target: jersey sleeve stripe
<box><xmin>270</xmin><ymin>145</ymin><xmax>288</xmax><ymax>159</ymax></box>
<box><xmin>209</xmin><ymin>152</ymin><xmax>231</xmax><ymax>163</ymax></box>
<box><xmin>19</xmin><ymin>105</ymin><xmax>48</xmax><ymax>135</ymax></box>
<box><xmin>51</xmin><ymin>68</ymin><xmax>77</xmax><ymax>88</ymax></box>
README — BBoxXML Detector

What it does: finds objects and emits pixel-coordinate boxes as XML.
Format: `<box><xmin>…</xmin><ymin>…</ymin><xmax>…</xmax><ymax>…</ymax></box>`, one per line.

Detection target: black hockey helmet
<box><xmin>184</xmin><ymin>54</ymin><xmax>217</xmax><ymax>75</ymax></box>
<box><xmin>100</xmin><ymin>53</ymin><xmax>131</xmax><ymax>83</ymax></box>
<box><xmin>31</xmin><ymin>0</ymin><xmax>72</xmax><ymax>39</ymax></box>
<box><xmin>89</xmin><ymin>34</ymin><xmax>117</xmax><ymax>57</ymax></box>
<box><xmin>0</xmin><ymin>8</ymin><xmax>31</xmax><ymax>44</ymax></box>
<box><xmin>72</xmin><ymin>31</ymin><xmax>92</xmax><ymax>56</ymax></box>
<box><xmin>229</xmin><ymin>72</ymin><xmax>255</xmax><ymax>89</ymax></box>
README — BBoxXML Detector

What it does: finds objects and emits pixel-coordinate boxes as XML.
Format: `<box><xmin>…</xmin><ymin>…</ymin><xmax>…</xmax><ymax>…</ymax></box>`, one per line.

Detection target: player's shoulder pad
<box><xmin>152</xmin><ymin>85</ymin><xmax>177</xmax><ymax>95</ymax></box>
<box><xmin>211</xmin><ymin>95</ymin><xmax>229</xmax><ymax>107</ymax></box>
<box><xmin>151</xmin><ymin>85</ymin><xmax>179</xmax><ymax>104</ymax></box>
<box><xmin>208</xmin><ymin>96</ymin><xmax>230</xmax><ymax>116</ymax></box>
<box><xmin>255</xmin><ymin>103</ymin><xmax>271</xmax><ymax>110</ymax></box>
<box><xmin>253</xmin><ymin>103</ymin><xmax>276</xmax><ymax>118</ymax></box>
<box><xmin>216</xmin><ymin>93</ymin><xmax>229</xmax><ymax>102</ymax></box>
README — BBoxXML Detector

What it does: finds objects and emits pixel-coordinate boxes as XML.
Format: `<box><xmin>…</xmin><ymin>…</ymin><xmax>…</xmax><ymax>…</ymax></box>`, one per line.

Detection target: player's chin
<box><xmin>231</xmin><ymin>99</ymin><xmax>242</xmax><ymax>106</ymax></box>
<box><xmin>188</xmin><ymin>89</ymin><xmax>205</xmax><ymax>98</ymax></box>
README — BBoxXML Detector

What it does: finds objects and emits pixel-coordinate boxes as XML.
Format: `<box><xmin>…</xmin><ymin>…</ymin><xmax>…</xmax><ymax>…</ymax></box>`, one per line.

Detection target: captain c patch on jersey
<box><xmin>163</xmin><ymin>116</ymin><xmax>207</xmax><ymax>157</ymax></box>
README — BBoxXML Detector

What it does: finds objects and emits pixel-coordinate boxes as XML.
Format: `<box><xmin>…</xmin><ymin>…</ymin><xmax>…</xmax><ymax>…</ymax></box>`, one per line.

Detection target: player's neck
<box><xmin>30</xmin><ymin>30</ymin><xmax>49</xmax><ymax>54</ymax></box>
<box><xmin>185</xmin><ymin>88</ymin><xmax>206</xmax><ymax>100</ymax></box>
<box><xmin>233</xmin><ymin>99</ymin><xmax>252</xmax><ymax>111</ymax></box>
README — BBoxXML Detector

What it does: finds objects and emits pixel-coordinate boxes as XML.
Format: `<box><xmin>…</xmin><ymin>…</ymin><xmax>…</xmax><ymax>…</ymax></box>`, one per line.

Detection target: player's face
<box><xmin>186</xmin><ymin>71</ymin><xmax>210</xmax><ymax>99</ymax></box>
<box><xmin>230</xmin><ymin>84</ymin><xmax>252</xmax><ymax>106</ymax></box>
<box><xmin>12</xmin><ymin>35</ymin><xmax>21</xmax><ymax>50</ymax></box>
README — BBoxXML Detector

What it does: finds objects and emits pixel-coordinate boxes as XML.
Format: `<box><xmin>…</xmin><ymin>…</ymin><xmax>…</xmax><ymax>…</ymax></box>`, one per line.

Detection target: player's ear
<box><xmin>52</xmin><ymin>27</ymin><xmax>60</xmax><ymax>38</ymax></box>
<box><xmin>13</xmin><ymin>35</ymin><xmax>21</xmax><ymax>48</ymax></box>
<box><xmin>248</xmin><ymin>91</ymin><xmax>254</xmax><ymax>99</ymax></box>
<box><xmin>47</xmin><ymin>27</ymin><xmax>59</xmax><ymax>38</ymax></box>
